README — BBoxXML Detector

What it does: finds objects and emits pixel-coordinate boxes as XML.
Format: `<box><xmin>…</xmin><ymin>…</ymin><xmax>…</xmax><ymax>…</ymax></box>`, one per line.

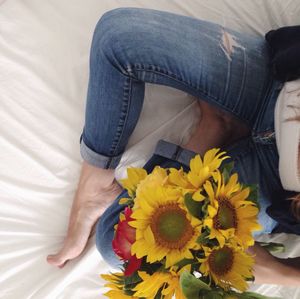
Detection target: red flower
<box><xmin>112</xmin><ymin>207</ymin><xmax>142</xmax><ymax>276</ymax></box>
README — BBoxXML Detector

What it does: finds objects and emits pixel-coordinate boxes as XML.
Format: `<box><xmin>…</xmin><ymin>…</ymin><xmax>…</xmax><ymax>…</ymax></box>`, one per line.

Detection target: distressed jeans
<box><xmin>79</xmin><ymin>7</ymin><xmax>281</xmax><ymax>169</ymax></box>
<box><xmin>77</xmin><ymin>8</ymin><xmax>299</xmax><ymax>268</ymax></box>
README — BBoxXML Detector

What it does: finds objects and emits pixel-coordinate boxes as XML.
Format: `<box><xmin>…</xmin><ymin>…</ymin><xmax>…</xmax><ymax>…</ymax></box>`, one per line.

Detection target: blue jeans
<box><xmin>78</xmin><ymin>8</ymin><xmax>298</xmax><ymax>268</ymax></box>
<box><xmin>95</xmin><ymin>139</ymin><xmax>285</xmax><ymax>269</ymax></box>
<box><xmin>79</xmin><ymin>7</ymin><xmax>281</xmax><ymax>168</ymax></box>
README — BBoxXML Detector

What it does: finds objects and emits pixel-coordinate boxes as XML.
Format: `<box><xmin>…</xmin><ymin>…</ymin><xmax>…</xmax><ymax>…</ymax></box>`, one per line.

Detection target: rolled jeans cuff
<box><xmin>154</xmin><ymin>140</ymin><xmax>198</xmax><ymax>167</ymax></box>
<box><xmin>79</xmin><ymin>134</ymin><xmax>122</xmax><ymax>169</ymax></box>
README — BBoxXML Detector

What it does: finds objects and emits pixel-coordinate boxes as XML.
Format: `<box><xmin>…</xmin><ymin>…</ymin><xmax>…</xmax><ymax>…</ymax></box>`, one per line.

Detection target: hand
<box><xmin>47</xmin><ymin>161</ymin><xmax>122</xmax><ymax>268</ymax></box>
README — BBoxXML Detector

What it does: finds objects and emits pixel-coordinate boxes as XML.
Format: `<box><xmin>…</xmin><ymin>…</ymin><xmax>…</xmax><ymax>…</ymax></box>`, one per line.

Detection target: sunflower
<box><xmin>135</xmin><ymin>166</ymin><xmax>169</xmax><ymax>195</ymax></box>
<box><xmin>133</xmin><ymin>269</ymin><xmax>185</xmax><ymax>299</ymax></box>
<box><xmin>199</xmin><ymin>245</ymin><xmax>254</xmax><ymax>291</ymax></box>
<box><xmin>130</xmin><ymin>184</ymin><xmax>202</xmax><ymax>268</ymax></box>
<box><xmin>167</xmin><ymin>149</ymin><xmax>228</xmax><ymax>202</ymax></box>
<box><xmin>119</xmin><ymin>167</ymin><xmax>148</xmax><ymax>197</ymax></box>
<box><xmin>187</xmin><ymin>148</ymin><xmax>229</xmax><ymax>190</ymax></box>
<box><xmin>168</xmin><ymin>167</ymin><xmax>195</xmax><ymax>192</ymax></box>
<box><xmin>202</xmin><ymin>171</ymin><xmax>262</xmax><ymax>248</ymax></box>
<box><xmin>101</xmin><ymin>272</ymin><xmax>138</xmax><ymax>299</ymax></box>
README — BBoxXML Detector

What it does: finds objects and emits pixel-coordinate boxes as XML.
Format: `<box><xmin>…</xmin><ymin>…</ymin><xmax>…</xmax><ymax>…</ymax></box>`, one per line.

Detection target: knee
<box><xmin>92</xmin><ymin>7</ymin><xmax>158</xmax><ymax>62</ymax></box>
<box><xmin>93</xmin><ymin>8</ymin><xmax>144</xmax><ymax>49</ymax></box>
<box><xmin>90</xmin><ymin>8</ymin><xmax>136</xmax><ymax>69</ymax></box>
<box><xmin>98</xmin><ymin>7</ymin><xmax>140</xmax><ymax>22</ymax></box>
<box><xmin>96</xmin><ymin>7</ymin><xmax>132</xmax><ymax>30</ymax></box>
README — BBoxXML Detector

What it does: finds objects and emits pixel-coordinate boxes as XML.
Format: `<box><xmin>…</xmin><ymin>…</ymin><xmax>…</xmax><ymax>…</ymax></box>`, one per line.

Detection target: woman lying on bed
<box><xmin>46</xmin><ymin>8</ymin><xmax>300</xmax><ymax>285</ymax></box>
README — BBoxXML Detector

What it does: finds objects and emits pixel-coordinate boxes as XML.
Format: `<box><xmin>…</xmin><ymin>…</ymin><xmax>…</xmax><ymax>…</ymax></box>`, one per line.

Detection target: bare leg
<box><xmin>47</xmin><ymin>162</ymin><xmax>122</xmax><ymax>267</ymax></box>
<box><xmin>183</xmin><ymin>100</ymin><xmax>251</xmax><ymax>154</ymax></box>
<box><xmin>47</xmin><ymin>100</ymin><xmax>250</xmax><ymax>268</ymax></box>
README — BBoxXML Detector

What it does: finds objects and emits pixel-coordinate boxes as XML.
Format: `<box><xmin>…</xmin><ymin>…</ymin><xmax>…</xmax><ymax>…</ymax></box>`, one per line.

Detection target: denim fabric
<box><xmin>79</xmin><ymin>7</ymin><xmax>282</xmax><ymax>169</ymax></box>
<box><xmin>80</xmin><ymin>7</ymin><xmax>298</xmax><ymax>269</ymax></box>
<box><xmin>95</xmin><ymin>139</ymin><xmax>283</xmax><ymax>269</ymax></box>
<box><xmin>95</xmin><ymin>140</ymin><xmax>197</xmax><ymax>269</ymax></box>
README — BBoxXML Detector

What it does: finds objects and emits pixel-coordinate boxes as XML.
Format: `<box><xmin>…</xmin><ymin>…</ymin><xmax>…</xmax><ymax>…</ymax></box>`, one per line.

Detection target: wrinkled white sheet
<box><xmin>1</xmin><ymin>0</ymin><xmax>300</xmax><ymax>298</ymax></box>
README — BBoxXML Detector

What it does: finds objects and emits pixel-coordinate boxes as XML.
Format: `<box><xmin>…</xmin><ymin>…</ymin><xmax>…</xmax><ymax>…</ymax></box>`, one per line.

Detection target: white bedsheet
<box><xmin>1</xmin><ymin>0</ymin><xmax>300</xmax><ymax>298</ymax></box>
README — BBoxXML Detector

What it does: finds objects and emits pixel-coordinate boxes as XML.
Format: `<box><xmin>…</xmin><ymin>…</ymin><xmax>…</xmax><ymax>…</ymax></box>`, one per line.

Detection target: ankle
<box><xmin>78</xmin><ymin>161</ymin><xmax>116</xmax><ymax>194</ymax></box>
<box><xmin>183</xmin><ymin>116</ymin><xmax>230</xmax><ymax>155</ymax></box>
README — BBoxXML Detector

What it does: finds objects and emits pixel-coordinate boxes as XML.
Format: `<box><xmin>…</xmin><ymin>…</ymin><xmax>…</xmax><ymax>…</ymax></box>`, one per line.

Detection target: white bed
<box><xmin>1</xmin><ymin>0</ymin><xmax>300</xmax><ymax>298</ymax></box>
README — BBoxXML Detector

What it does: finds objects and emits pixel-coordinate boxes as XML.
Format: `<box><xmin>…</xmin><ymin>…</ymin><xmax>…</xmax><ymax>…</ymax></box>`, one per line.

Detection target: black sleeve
<box><xmin>265</xmin><ymin>25</ymin><xmax>300</xmax><ymax>82</ymax></box>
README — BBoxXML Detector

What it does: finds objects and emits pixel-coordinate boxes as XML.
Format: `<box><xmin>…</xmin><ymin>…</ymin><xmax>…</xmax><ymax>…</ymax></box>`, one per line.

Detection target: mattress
<box><xmin>0</xmin><ymin>0</ymin><xmax>300</xmax><ymax>298</ymax></box>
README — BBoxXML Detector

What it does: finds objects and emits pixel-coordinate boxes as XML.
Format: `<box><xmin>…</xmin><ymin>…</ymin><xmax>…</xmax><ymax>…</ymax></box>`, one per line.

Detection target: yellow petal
<box><xmin>190</xmin><ymin>155</ymin><xmax>203</xmax><ymax>173</ymax></box>
<box><xmin>203</xmin><ymin>181</ymin><xmax>215</xmax><ymax>202</ymax></box>
<box><xmin>208</xmin><ymin>205</ymin><xmax>218</xmax><ymax>217</ymax></box>
<box><xmin>118</xmin><ymin>198</ymin><xmax>129</xmax><ymax>205</ymax></box>
<box><xmin>204</xmin><ymin>218</ymin><xmax>213</xmax><ymax>227</ymax></box>
<box><xmin>165</xmin><ymin>250</ymin><xmax>181</xmax><ymax>268</ymax></box>
<box><xmin>144</xmin><ymin>225</ymin><xmax>155</xmax><ymax>245</ymax></box>
<box><xmin>120</xmin><ymin>167</ymin><xmax>147</xmax><ymax>194</ymax></box>
<box><xmin>230</xmin><ymin>187</ymin><xmax>250</xmax><ymax>203</ymax></box>
<box><xmin>192</xmin><ymin>191</ymin><xmax>205</xmax><ymax>201</ymax></box>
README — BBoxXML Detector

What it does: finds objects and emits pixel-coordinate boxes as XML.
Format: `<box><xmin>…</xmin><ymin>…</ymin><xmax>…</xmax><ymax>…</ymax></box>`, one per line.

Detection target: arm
<box><xmin>248</xmin><ymin>242</ymin><xmax>300</xmax><ymax>286</ymax></box>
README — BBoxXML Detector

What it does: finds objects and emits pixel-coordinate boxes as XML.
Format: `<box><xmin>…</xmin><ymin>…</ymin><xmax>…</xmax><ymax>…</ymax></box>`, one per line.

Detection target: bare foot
<box><xmin>183</xmin><ymin>101</ymin><xmax>250</xmax><ymax>154</ymax></box>
<box><xmin>47</xmin><ymin>161</ymin><xmax>122</xmax><ymax>268</ymax></box>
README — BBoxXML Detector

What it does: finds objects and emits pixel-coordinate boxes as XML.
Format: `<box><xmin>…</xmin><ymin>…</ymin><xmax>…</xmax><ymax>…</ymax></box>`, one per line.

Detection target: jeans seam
<box><xmin>252</xmin><ymin>131</ymin><xmax>276</xmax><ymax>144</ymax></box>
<box><xmin>109</xmin><ymin>76</ymin><xmax>133</xmax><ymax>158</ymax></box>
<box><xmin>252</xmin><ymin>75</ymin><xmax>275</xmax><ymax>133</ymax></box>
<box><xmin>172</xmin><ymin>146</ymin><xmax>182</xmax><ymax>161</ymax></box>
<box><xmin>132</xmin><ymin>64</ymin><xmax>252</xmax><ymax>124</ymax></box>
<box><xmin>233</xmin><ymin>48</ymin><xmax>247</xmax><ymax>113</ymax></box>
<box><xmin>105</xmin><ymin>157</ymin><xmax>112</xmax><ymax>168</ymax></box>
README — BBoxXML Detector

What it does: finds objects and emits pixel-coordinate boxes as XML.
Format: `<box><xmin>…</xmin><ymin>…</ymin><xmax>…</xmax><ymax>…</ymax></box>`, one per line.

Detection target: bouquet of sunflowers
<box><xmin>101</xmin><ymin>148</ymin><xmax>281</xmax><ymax>299</ymax></box>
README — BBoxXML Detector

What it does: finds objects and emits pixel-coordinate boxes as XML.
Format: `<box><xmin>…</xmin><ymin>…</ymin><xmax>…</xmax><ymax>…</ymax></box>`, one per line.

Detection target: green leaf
<box><xmin>221</xmin><ymin>161</ymin><xmax>235</xmax><ymax>182</ymax></box>
<box><xmin>240</xmin><ymin>291</ymin><xmax>282</xmax><ymax>299</ymax></box>
<box><xmin>196</xmin><ymin>230</ymin><xmax>211</xmax><ymax>245</ymax></box>
<box><xmin>221</xmin><ymin>161</ymin><xmax>235</xmax><ymax>173</ymax></box>
<box><xmin>256</xmin><ymin>242</ymin><xmax>285</xmax><ymax>253</ymax></box>
<box><xmin>196</xmin><ymin>231</ymin><xmax>219</xmax><ymax>249</ymax></box>
<box><xmin>245</xmin><ymin>184</ymin><xmax>260</xmax><ymax>209</ymax></box>
<box><xmin>123</xmin><ymin>289</ymin><xmax>137</xmax><ymax>296</ymax></box>
<box><xmin>139</xmin><ymin>258</ymin><xmax>162</xmax><ymax>274</ymax></box>
<box><xmin>201</xmin><ymin>198</ymin><xmax>210</xmax><ymax>217</ymax></box>
<box><xmin>154</xmin><ymin>286</ymin><xmax>164</xmax><ymax>299</ymax></box>
<box><xmin>184</xmin><ymin>193</ymin><xmax>203</xmax><ymax>219</ymax></box>
<box><xmin>206</xmin><ymin>292</ymin><xmax>224</xmax><ymax>299</ymax></box>
<box><xmin>124</xmin><ymin>271</ymin><xmax>141</xmax><ymax>285</ymax></box>
<box><xmin>180</xmin><ymin>271</ymin><xmax>211</xmax><ymax>299</ymax></box>
<box><xmin>222</xmin><ymin>292</ymin><xmax>241</xmax><ymax>299</ymax></box>
<box><xmin>174</xmin><ymin>258</ymin><xmax>196</xmax><ymax>268</ymax></box>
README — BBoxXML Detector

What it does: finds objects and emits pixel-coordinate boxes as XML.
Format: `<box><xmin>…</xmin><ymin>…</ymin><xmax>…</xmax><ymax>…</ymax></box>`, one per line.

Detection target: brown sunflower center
<box><xmin>213</xmin><ymin>199</ymin><xmax>237</xmax><ymax>230</ymax></box>
<box><xmin>150</xmin><ymin>203</ymin><xmax>194</xmax><ymax>250</ymax></box>
<box><xmin>208</xmin><ymin>246</ymin><xmax>234</xmax><ymax>276</ymax></box>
